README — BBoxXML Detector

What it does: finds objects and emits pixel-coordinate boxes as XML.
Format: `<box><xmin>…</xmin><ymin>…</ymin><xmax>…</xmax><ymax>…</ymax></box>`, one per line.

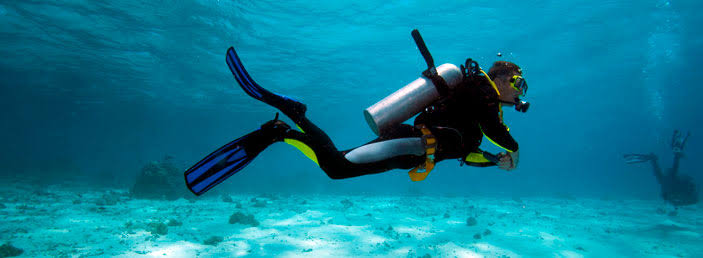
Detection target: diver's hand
<box><xmin>498</xmin><ymin>151</ymin><xmax>519</xmax><ymax>171</ymax></box>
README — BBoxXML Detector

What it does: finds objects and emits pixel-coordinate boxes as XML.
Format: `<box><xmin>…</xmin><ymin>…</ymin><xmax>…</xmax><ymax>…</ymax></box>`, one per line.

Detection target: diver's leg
<box><xmin>282</xmin><ymin>120</ymin><xmax>425</xmax><ymax>179</ymax></box>
<box><xmin>671</xmin><ymin>152</ymin><xmax>682</xmax><ymax>177</ymax></box>
<box><xmin>649</xmin><ymin>154</ymin><xmax>664</xmax><ymax>184</ymax></box>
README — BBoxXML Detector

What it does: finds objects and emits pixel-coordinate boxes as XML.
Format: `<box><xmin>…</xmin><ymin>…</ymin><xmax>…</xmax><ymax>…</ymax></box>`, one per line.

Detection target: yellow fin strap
<box><xmin>408</xmin><ymin>125</ymin><xmax>436</xmax><ymax>182</ymax></box>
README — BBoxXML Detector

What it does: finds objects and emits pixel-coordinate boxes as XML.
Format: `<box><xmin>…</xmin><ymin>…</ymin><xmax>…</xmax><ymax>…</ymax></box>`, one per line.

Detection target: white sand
<box><xmin>0</xmin><ymin>186</ymin><xmax>701</xmax><ymax>257</ymax></box>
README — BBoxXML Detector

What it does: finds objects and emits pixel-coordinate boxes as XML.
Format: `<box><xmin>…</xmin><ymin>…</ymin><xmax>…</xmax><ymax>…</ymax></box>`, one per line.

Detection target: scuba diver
<box><xmin>624</xmin><ymin>130</ymin><xmax>699</xmax><ymax>207</ymax></box>
<box><xmin>185</xmin><ymin>30</ymin><xmax>530</xmax><ymax>195</ymax></box>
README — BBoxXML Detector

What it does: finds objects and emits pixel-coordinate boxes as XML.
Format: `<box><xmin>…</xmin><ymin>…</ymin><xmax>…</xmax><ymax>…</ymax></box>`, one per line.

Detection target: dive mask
<box><xmin>510</xmin><ymin>75</ymin><xmax>528</xmax><ymax>97</ymax></box>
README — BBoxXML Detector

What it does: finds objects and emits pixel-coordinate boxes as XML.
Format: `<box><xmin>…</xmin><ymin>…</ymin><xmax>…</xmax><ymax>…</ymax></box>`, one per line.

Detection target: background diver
<box><xmin>185</xmin><ymin>30</ymin><xmax>531</xmax><ymax>195</ymax></box>
<box><xmin>624</xmin><ymin>130</ymin><xmax>699</xmax><ymax>207</ymax></box>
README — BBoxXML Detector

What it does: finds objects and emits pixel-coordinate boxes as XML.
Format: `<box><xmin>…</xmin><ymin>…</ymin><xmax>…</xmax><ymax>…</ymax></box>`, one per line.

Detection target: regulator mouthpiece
<box><xmin>515</xmin><ymin>99</ymin><xmax>530</xmax><ymax>113</ymax></box>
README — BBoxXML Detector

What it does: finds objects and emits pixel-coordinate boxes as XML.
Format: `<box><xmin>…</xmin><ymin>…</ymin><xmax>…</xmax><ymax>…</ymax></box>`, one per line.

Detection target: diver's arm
<box><xmin>478</xmin><ymin>102</ymin><xmax>519</xmax><ymax>170</ymax></box>
<box><xmin>478</xmin><ymin>102</ymin><xmax>519</xmax><ymax>152</ymax></box>
<box><xmin>649</xmin><ymin>154</ymin><xmax>664</xmax><ymax>185</ymax></box>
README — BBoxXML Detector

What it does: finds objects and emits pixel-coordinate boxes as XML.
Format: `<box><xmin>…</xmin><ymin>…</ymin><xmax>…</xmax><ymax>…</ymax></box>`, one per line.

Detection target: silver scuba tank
<box><xmin>363</xmin><ymin>63</ymin><xmax>463</xmax><ymax>135</ymax></box>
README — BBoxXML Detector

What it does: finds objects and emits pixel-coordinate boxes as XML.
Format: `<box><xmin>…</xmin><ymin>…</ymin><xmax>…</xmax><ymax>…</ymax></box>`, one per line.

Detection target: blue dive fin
<box><xmin>184</xmin><ymin>130</ymin><xmax>261</xmax><ymax>195</ymax></box>
<box><xmin>226</xmin><ymin>47</ymin><xmax>271</xmax><ymax>101</ymax></box>
<box><xmin>623</xmin><ymin>154</ymin><xmax>654</xmax><ymax>164</ymax></box>
<box><xmin>225</xmin><ymin>47</ymin><xmax>307</xmax><ymax>120</ymax></box>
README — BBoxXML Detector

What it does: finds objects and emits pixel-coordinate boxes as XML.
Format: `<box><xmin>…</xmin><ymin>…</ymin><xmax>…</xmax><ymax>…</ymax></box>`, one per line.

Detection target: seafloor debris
<box><xmin>250</xmin><ymin>198</ymin><xmax>267</xmax><ymax>208</ymax></box>
<box><xmin>340</xmin><ymin>199</ymin><xmax>354</xmax><ymax>209</ymax></box>
<box><xmin>0</xmin><ymin>242</ymin><xmax>23</xmax><ymax>257</ymax></box>
<box><xmin>203</xmin><ymin>236</ymin><xmax>224</xmax><ymax>246</ymax></box>
<box><xmin>147</xmin><ymin>222</ymin><xmax>168</xmax><ymax>236</ymax></box>
<box><xmin>466</xmin><ymin>217</ymin><xmax>477</xmax><ymax>226</ymax></box>
<box><xmin>167</xmin><ymin>219</ymin><xmax>182</xmax><ymax>227</ymax></box>
<box><xmin>131</xmin><ymin>156</ymin><xmax>190</xmax><ymax>200</ymax></box>
<box><xmin>229</xmin><ymin>212</ymin><xmax>259</xmax><ymax>227</ymax></box>
<box><xmin>95</xmin><ymin>191</ymin><xmax>122</xmax><ymax>206</ymax></box>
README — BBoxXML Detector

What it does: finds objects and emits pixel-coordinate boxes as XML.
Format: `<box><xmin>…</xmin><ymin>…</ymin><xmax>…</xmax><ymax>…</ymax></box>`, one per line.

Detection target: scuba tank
<box><xmin>364</xmin><ymin>63</ymin><xmax>463</xmax><ymax>135</ymax></box>
<box><xmin>364</xmin><ymin>29</ymin><xmax>466</xmax><ymax>136</ymax></box>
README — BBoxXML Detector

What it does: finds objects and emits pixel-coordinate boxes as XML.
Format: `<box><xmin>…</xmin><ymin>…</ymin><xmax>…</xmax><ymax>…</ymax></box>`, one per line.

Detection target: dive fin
<box><xmin>185</xmin><ymin>130</ymin><xmax>264</xmax><ymax>195</ymax></box>
<box><xmin>225</xmin><ymin>47</ymin><xmax>307</xmax><ymax>121</ymax></box>
<box><xmin>623</xmin><ymin>153</ymin><xmax>654</xmax><ymax>164</ymax></box>
<box><xmin>185</xmin><ymin>114</ymin><xmax>291</xmax><ymax>196</ymax></box>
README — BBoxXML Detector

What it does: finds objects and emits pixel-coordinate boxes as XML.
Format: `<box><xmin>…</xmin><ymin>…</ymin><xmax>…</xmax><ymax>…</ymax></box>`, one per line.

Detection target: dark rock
<box><xmin>340</xmin><ymin>199</ymin><xmax>353</xmax><ymax>209</ymax></box>
<box><xmin>443</xmin><ymin>212</ymin><xmax>450</xmax><ymax>218</ymax></box>
<box><xmin>473</xmin><ymin>233</ymin><xmax>482</xmax><ymax>239</ymax></box>
<box><xmin>222</xmin><ymin>195</ymin><xmax>233</xmax><ymax>203</ymax></box>
<box><xmin>483</xmin><ymin>229</ymin><xmax>492</xmax><ymax>236</ymax></box>
<box><xmin>229</xmin><ymin>212</ymin><xmax>259</xmax><ymax>227</ymax></box>
<box><xmin>147</xmin><ymin>222</ymin><xmax>168</xmax><ymax>236</ymax></box>
<box><xmin>131</xmin><ymin>156</ymin><xmax>190</xmax><ymax>200</ymax></box>
<box><xmin>235</xmin><ymin>202</ymin><xmax>243</xmax><ymax>208</ymax></box>
<box><xmin>167</xmin><ymin>219</ymin><xmax>182</xmax><ymax>227</ymax></box>
<box><xmin>96</xmin><ymin>192</ymin><xmax>119</xmax><ymax>206</ymax></box>
<box><xmin>512</xmin><ymin>196</ymin><xmax>523</xmax><ymax>204</ymax></box>
<box><xmin>575</xmin><ymin>246</ymin><xmax>586</xmax><ymax>251</ymax></box>
<box><xmin>203</xmin><ymin>236</ymin><xmax>223</xmax><ymax>246</ymax></box>
<box><xmin>656</xmin><ymin>208</ymin><xmax>666</xmax><ymax>215</ymax></box>
<box><xmin>250</xmin><ymin>198</ymin><xmax>267</xmax><ymax>208</ymax></box>
<box><xmin>466</xmin><ymin>217</ymin><xmax>477</xmax><ymax>226</ymax></box>
<box><xmin>302</xmin><ymin>248</ymin><xmax>312</xmax><ymax>252</ymax></box>
<box><xmin>668</xmin><ymin>211</ymin><xmax>678</xmax><ymax>217</ymax></box>
<box><xmin>0</xmin><ymin>242</ymin><xmax>23</xmax><ymax>257</ymax></box>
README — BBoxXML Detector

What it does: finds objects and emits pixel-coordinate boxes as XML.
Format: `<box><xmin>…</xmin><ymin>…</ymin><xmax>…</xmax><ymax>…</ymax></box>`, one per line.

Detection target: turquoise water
<box><xmin>0</xmin><ymin>0</ymin><xmax>701</xmax><ymax>256</ymax></box>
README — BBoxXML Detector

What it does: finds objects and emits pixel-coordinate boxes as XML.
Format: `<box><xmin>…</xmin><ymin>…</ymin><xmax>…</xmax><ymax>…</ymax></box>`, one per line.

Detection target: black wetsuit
<box><xmin>283</xmin><ymin>74</ymin><xmax>519</xmax><ymax>179</ymax></box>
<box><xmin>649</xmin><ymin>154</ymin><xmax>699</xmax><ymax>207</ymax></box>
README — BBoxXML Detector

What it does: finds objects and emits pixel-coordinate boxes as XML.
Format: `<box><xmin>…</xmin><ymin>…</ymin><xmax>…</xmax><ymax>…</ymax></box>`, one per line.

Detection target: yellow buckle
<box><xmin>408</xmin><ymin>124</ymin><xmax>437</xmax><ymax>182</ymax></box>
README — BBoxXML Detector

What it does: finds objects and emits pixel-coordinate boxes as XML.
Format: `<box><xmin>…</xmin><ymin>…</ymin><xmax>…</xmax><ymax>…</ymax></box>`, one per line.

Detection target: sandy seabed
<box><xmin>1</xmin><ymin>186</ymin><xmax>701</xmax><ymax>257</ymax></box>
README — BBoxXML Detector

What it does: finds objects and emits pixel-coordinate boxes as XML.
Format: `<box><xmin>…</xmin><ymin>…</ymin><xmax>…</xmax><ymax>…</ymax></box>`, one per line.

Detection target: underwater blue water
<box><xmin>1</xmin><ymin>0</ymin><xmax>702</xmax><ymax>197</ymax></box>
<box><xmin>2</xmin><ymin>1</ymin><xmax>703</xmax><ymax>257</ymax></box>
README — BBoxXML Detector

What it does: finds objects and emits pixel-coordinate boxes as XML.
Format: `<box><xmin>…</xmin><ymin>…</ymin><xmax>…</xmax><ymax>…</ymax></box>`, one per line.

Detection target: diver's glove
<box><xmin>498</xmin><ymin>150</ymin><xmax>519</xmax><ymax>171</ymax></box>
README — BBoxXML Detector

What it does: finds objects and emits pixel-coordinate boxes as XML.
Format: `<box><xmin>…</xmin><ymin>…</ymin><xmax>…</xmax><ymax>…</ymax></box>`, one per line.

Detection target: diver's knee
<box><xmin>321</xmin><ymin>167</ymin><xmax>350</xmax><ymax>180</ymax></box>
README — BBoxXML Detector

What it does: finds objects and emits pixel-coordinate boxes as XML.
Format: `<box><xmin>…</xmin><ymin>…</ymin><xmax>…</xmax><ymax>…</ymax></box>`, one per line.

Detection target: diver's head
<box><xmin>488</xmin><ymin>61</ymin><xmax>529</xmax><ymax>112</ymax></box>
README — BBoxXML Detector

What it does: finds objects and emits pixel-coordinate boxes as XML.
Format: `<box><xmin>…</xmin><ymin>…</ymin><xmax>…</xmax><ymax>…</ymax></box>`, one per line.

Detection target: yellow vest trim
<box><xmin>479</xmin><ymin>125</ymin><xmax>513</xmax><ymax>152</ymax></box>
<box><xmin>283</xmin><ymin>138</ymin><xmax>319</xmax><ymax>165</ymax></box>
<box><xmin>480</xmin><ymin>69</ymin><xmax>500</xmax><ymax>97</ymax></box>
